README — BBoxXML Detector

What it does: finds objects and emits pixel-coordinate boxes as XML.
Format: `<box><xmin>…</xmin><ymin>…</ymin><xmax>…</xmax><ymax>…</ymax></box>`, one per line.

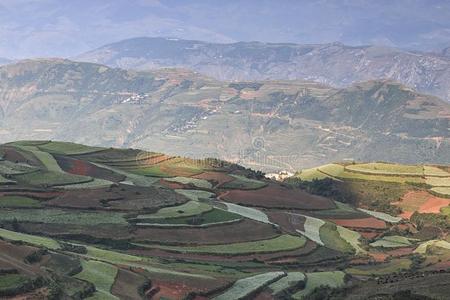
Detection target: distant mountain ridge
<box><xmin>0</xmin><ymin>58</ymin><xmax>10</xmax><ymax>65</ymax></box>
<box><xmin>76</xmin><ymin>37</ymin><xmax>450</xmax><ymax>102</ymax></box>
<box><xmin>0</xmin><ymin>59</ymin><xmax>449</xmax><ymax>170</ymax></box>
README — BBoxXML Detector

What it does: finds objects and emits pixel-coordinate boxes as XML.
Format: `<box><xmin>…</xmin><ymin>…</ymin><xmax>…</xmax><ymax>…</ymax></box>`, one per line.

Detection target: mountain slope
<box><xmin>0</xmin><ymin>59</ymin><xmax>449</xmax><ymax>170</ymax></box>
<box><xmin>0</xmin><ymin>141</ymin><xmax>449</xmax><ymax>299</ymax></box>
<box><xmin>76</xmin><ymin>37</ymin><xmax>450</xmax><ymax>101</ymax></box>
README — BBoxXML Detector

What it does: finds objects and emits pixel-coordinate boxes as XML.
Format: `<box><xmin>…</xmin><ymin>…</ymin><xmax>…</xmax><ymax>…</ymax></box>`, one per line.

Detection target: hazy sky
<box><xmin>0</xmin><ymin>0</ymin><xmax>449</xmax><ymax>58</ymax></box>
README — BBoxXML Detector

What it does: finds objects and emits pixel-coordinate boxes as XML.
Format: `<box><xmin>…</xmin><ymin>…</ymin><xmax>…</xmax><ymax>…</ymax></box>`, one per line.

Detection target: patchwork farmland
<box><xmin>0</xmin><ymin>141</ymin><xmax>449</xmax><ymax>299</ymax></box>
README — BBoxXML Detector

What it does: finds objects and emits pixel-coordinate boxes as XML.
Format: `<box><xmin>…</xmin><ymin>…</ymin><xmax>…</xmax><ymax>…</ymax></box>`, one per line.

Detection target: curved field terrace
<box><xmin>0</xmin><ymin>142</ymin><xmax>448</xmax><ymax>300</ymax></box>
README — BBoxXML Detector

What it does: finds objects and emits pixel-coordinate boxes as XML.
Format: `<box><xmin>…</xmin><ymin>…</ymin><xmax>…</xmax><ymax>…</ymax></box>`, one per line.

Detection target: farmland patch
<box><xmin>213</xmin><ymin>271</ymin><xmax>285</xmax><ymax>300</ymax></box>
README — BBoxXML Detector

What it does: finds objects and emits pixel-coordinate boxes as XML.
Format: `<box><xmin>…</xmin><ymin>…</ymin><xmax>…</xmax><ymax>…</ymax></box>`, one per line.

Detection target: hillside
<box><xmin>0</xmin><ymin>59</ymin><xmax>449</xmax><ymax>171</ymax></box>
<box><xmin>0</xmin><ymin>141</ymin><xmax>449</xmax><ymax>299</ymax></box>
<box><xmin>76</xmin><ymin>37</ymin><xmax>450</xmax><ymax>101</ymax></box>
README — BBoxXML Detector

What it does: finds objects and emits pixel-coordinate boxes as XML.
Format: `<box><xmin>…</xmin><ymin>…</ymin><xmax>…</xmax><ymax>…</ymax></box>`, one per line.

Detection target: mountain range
<box><xmin>0</xmin><ymin>59</ymin><xmax>448</xmax><ymax>171</ymax></box>
<box><xmin>0</xmin><ymin>58</ymin><xmax>10</xmax><ymax>65</ymax></box>
<box><xmin>76</xmin><ymin>37</ymin><xmax>450</xmax><ymax>102</ymax></box>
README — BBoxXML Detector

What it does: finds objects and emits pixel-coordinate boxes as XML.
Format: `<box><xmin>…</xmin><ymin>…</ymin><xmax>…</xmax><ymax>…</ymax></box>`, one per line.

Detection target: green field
<box><xmin>425</xmin><ymin>177</ymin><xmax>450</xmax><ymax>187</ymax></box>
<box><xmin>75</xmin><ymin>259</ymin><xmax>118</xmax><ymax>300</ymax></box>
<box><xmin>91</xmin><ymin>162</ymin><xmax>160</xmax><ymax>187</ymax></box>
<box><xmin>174</xmin><ymin>189</ymin><xmax>215</xmax><ymax>201</ymax></box>
<box><xmin>214</xmin><ymin>272</ymin><xmax>286</xmax><ymax>300</ymax></box>
<box><xmin>37</xmin><ymin>141</ymin><xmax>104</xmax><ymax>155</ymax></box>
<box><xmin>296</xmin><ymin>214</ymin><xmax>325</xmax><ymax>246</ymax></box>
<box><xmin>369</xmin><ymin>235</ymin><xmax>413</xmax><ymax>248</ymax></box>
<box><xmin>296</xmin><ymin>168</ymin><xmax>332</xmax><ymax>181</ymax></box>
<box><xmin>128</xmin><ymin>165</ymin><xmax>171</xmax><ymax>177</ymax></box>
<box><xmin>0</xmin><ymin>196</ymin><xmax>42</xmax><ymax>208</ymax></box>
<box><xmin>268</xmin><ymin>272</ymin><xmax>305</xmax><ymax>295</ymax></box>
<box><xmin>311</xmin><ymin>201</ymin><xmax>365</xmax><ymax>219</ymax></box>
<box><xmin>336</xmin><ymin>226</ymin><xmax>365</xmax><ymax>254</ymax></box>
<box><xmin>357</xmin><ymin>208</ymin><xmax>402</xmax><ymax>223</ymax></box>
<box><xmin>223</xmin><ymin>202</ymin><xmax>271</xmax><ymax>224</ymax></box>
<box><xmin>0</xmin><ymin>160</ymin><xmax>37</xmax><ymax>175</ymax></box>
<box><xmin>345</xmin><ymin>163</ymin><xmax>423</xmax><ymax>176</ymax></box>
<box><xmin>414</xmin><ymin>240</ymin><xmax>450</xmax><ymax>254</ymax></box>
<box><xmin>317</xmin><ymin>164</ymin><xmax>345</xmax><ymax>177</ymax></box>
<box><xmin>431</xmin><ymin>187</ymin><xmax>450</xmax><ymax>197</ymax></box>
<box><xmin>136</xmin><ymin>201</ymin><xmax>212</xmax><ymax>219</ymax></box>
<box><xmin>319</xmin><ymin>222</ymin><xmax>354</xmax><ymax>253</ymax></box>
<box><xmin>137</xmin><ymin>208</ymin><xmax>241</xmax><ymax>226</ymax></box>
<box><xmin>0</xmin><ymin>175</ymin><xmax>15</xmax><ymax>184</ymax></box>
<box><xmin>441</xmin><ymin>206</ymin><xmax>450</xmax><ymax>217</ymax></box>
<box><xmin>56</xmin><ymin>178</ymin><xmax>113</xmax><ymax>189</ymax></box>
<box><xmin>147</xmin><ymin>234</ymin><xmax>307</xmax><ymax>255</ymax></box>
<box><xmin>346</xmin><ymin>258</ymin><xmax>412</xmax><ymax>276</ymax></box>
<box><xmin>0</xmin><ymin>274</ymin><xmax>29</xmax><ymax>293</ymax></box>
<box><xmin>293</xmin><ymin>271</ymin><xmax>345</xmax><ymax>299</ymax></box>
<box><xmin>220</xmin><ymin>174</ymin><xmax>267</xmax><ymax>190</ymax></box>
<box><xmin>423</xmin><ymin>166</ymin><xmax>450</xmax><ymax>176</ymax></box>
<box><xmin>0</xmin><ymin>209</ymin><xmax>127</xmax><ymax>225</ymax></box>
<box><xmin>13</xmin><ymin>170</ymin><xmax>92</xmax><ymax>187</ymax></box>
<box><xmin>29</xmin><ymin>149</ymin><xmax>63</xmax><ymax>172</ymax></box>
<box><xmin>0</xmin><ymin>228</ymin><xmax>60</xmax><ymax>249</ymax></box>
<box><xmin>164</xmin><ymin>176</ymin><xmax>212</xmax><ymax>189</ymax></box>
<box><xmin>338</xmin><ymin>171</ymin><xmax>424</xmax><ymax>184</ymax></box>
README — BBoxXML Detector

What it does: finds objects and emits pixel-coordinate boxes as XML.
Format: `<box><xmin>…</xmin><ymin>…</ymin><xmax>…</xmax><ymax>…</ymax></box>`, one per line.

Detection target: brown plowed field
<box><xmin>133</xmin><ymin>219</ymin><xmax>280</xmax><ymax>245</ymax></box>
<box><xmin>267</xmin><ymin>211</ymin><xmax>306</xmax><ymax>233</ymax></box>
<box><xmin>393</xmin><ymin>190</ymin><xmax>450</xmax><ymax>218</ymax></box>
<box><xmin>222</xmin><ymin>184</ymin><xmax>335</xmax><ymax>210</ymax></box>
<box><xmin>111</xmin><ymin>269</ymin><xmax>149</xmax><ymax>300</ymax></box>
<box><xmin>327</xmin><ymin>217</ymin><xmax>386</xmax><ymax>229</ymax></box>
<box><xmin>192</xmin><ymin>172</ymin><xmax>234</xmax><ymax>187</ymax></box>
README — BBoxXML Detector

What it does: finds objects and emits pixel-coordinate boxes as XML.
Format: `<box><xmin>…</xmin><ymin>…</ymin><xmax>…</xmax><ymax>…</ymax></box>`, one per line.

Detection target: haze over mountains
<box><xmin>0</xmin><ymin>59</ymin><xmax>448</xmax><ymax>170</ymax></box>
<box><xmin>0</xmin><ymin>58</ymin><xmax>10</xmax><ymax>65</ymax></box>
<box><xmin>76</xmin><ymin>37</ymin><xmax>450</xmax><ymax>102</ymax></box>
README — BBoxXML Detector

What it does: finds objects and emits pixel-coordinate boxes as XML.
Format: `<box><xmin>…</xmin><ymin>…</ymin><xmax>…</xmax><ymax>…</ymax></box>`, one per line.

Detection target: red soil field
<box><xmin>1</xmin><ymin>147</ymin><xmax>41</xmax><ymax>166</ymax></box>
<box><xmin>159</xmin><ymin>179</ymin><xmax>187</xmax><ymax>189</ymax></box>
<box><xmin>369</xmin><ymin>252</ymin><xmax>389</xmax><ymax>262</ymax></box>
<box><xmin>267</xmin><ymin>211</ymin><xmax>306</xmax><ymax>233</ymax></box>
<box><xmin>0</xmin><ymin>241</ymin><xmax>42</xmax><ymax>276</ymax></box>
<box><xmin>222</xmin><ymin>184</ymin><xmax>335</xmax><ymax>210</ymax></box>
<box><xmin>55</xmin><ymin>155</ymin><xmax>125</xmax><ymax>182</ymax></box>
<box><xmin>423</xmin><ymin>260</ymin><xmax>450</xmax><ymax>271</ymax></box>
<box><xmin>111</xmin><ymin>269</ymin><xmax>149</xmax><ymax>300</ymax></box>
<box><xmin>399</xmin><ymin>211</ymin><xmax>414</xmax><ymax>219</ymax></box>
<box><xmin>384</xmin><ymin>247</ymin><xmax>415</xmax><ymax>258</ymax></box>
<box><xmin>393</xmin><ymin>190</ymin><xmax>450</xmax><ymax>218</ymax></box>
<box><xmin>192</xmin><ymin>172</ymin><xmax>234</xmax><ymax>187</ymax></box>
<box><xmin>48</xmin><ymin>184</ymin><xmax>187</xmax><ymax>210</ymax></box>
<box><xmin>149</xmin><ymin>277</ymin><xmax>228</xmax><ymax>300</ymax></box>
<box><xmin>359</xmin><ymin>232</ymin><xmax>381</xmax><ymax>239</ymax></box>
<box><xmin>327</xmin><ymin>217</ymin><xmax>386</xmax><ymax>229</ymax></box>
<box><xmin>254</xmin><ymin>291</ymin><xmax>276</xmax><ymax>300</ymax></box>
<box><xmin>133</xmin><ymin>219</ymin><xmax>280</xmax><ymax>245</ymax></box>
<box><xmin>419</xmin><ymin>197</ymin><xmax>450</xmax><ymax>214</ymax></box>
<box><xmin>45</xmin><ymin>188</ymin><xmax>121</xmax><ymax>209</ymax></box>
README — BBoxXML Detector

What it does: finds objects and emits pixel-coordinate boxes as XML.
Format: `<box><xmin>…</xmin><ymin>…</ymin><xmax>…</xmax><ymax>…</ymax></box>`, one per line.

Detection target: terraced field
<box><xmin>0</xmin><ymin>141</ymin><xmax>448</xmax><ymax>299</ymax></box>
